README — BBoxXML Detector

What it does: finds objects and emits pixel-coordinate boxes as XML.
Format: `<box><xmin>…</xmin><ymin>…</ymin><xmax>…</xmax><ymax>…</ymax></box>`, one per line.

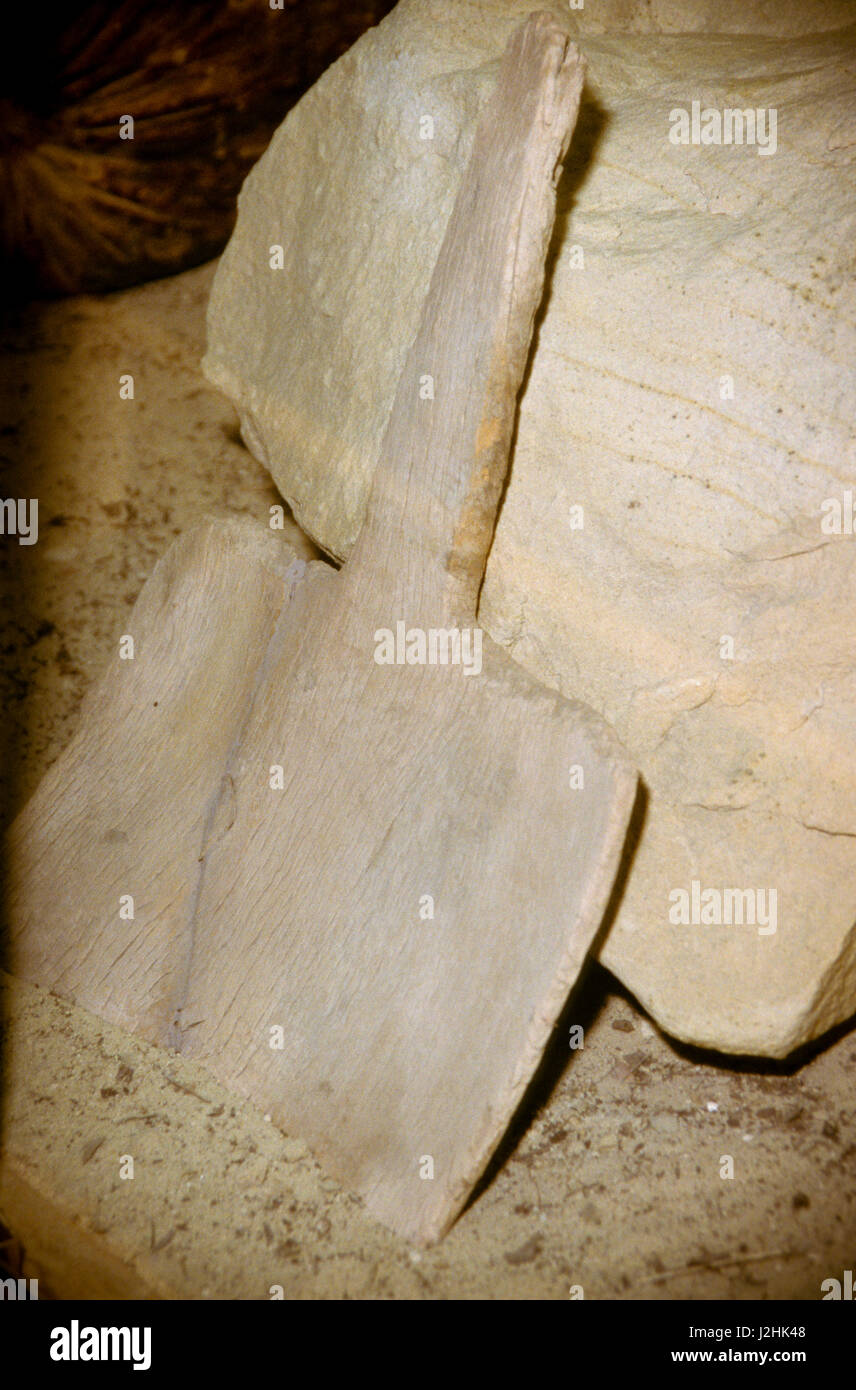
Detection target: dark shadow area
<box><xmin>0</xmin><ymin>0</ymin><xmax>397</xmax><ymax>301</ymax></box>
<box><xmin>664</xmin><ymin>1001</ymin><xmax>856</xmax><ymax>1078</ymax></box>
<box><xmin>521</xmin><ymin>82</ymin><xmax>612</xmax><ymax>400</ymax></box>
<box><xmin>538</xmin><ymin>82</ymin><xmax>612</xmax><ymax>340</ymax></box>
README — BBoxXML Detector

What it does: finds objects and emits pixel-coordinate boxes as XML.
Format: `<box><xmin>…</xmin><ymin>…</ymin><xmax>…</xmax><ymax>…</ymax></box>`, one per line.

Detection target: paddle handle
<box><xmin>343</xmin><ymin>11</ymin><xmax>585</xmax><ymax>624</ymax></box>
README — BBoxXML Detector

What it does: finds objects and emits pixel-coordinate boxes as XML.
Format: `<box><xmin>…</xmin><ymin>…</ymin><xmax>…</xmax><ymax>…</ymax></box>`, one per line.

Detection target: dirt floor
<box><xmin>0</xmin><ymin>262</ymin><xmax>853</xmax><ymax>1298</ymax></box>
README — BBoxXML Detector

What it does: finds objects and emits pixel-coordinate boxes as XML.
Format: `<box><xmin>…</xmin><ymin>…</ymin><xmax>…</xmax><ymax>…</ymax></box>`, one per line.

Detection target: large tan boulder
<box><xmin>203</xmin><ymin>0</ymin><xmax>856</xmax><ymax>1057</ymax></box>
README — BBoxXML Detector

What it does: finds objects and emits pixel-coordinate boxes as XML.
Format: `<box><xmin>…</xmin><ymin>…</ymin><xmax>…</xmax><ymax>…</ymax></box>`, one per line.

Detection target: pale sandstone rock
<box><xmin>203</xmin><ymin>0</ymin><xmax>856</xmax><ymax>1057</ymax></box>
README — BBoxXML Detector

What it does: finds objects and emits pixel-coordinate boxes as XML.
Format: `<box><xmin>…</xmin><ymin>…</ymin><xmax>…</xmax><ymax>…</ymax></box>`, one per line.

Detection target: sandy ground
<box><xmin>0</xmin><ymin>262</ymin><xmax>853</xmax><ymax>1298</ymax></box>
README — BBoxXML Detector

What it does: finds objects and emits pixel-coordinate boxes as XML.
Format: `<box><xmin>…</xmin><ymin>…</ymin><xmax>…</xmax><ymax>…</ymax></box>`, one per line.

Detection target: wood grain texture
<box><xmin>7</xmin><ymin>13</ymin><xmax>637</xmax><ymax>1245</ymax></box>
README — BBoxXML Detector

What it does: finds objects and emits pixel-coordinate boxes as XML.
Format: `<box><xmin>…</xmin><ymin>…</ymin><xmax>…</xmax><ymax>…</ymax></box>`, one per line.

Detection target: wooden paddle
<box><xmin>7</xmin><ymin>12</ymin><xmax>636</xmax><ymax>1245</ymax></box>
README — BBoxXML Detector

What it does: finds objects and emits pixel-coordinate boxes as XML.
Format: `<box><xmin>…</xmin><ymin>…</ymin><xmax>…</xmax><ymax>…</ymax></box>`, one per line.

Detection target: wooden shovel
<box><xmin>6</xmin><ymin>12</ymin><xmax>636</xmax><ymax>1246</ymax></box>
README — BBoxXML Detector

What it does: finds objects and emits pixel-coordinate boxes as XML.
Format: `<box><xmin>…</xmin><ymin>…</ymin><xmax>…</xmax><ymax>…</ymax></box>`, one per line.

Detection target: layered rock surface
<box><xmin>204</xmin><ymin>0</ymin><xmax>856</xmax><ymax>1056</ymax></box>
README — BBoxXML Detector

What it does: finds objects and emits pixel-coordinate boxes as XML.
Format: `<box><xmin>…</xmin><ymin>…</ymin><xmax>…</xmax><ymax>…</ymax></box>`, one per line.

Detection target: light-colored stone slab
<box><xmin>204</xmin><ymin>0</ymin><xmax>856</xmax><ymax>1057</ymax></box>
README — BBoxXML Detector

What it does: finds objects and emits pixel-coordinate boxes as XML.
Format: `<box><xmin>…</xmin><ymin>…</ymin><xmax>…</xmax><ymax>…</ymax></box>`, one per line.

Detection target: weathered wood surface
<box><xmin>7</xmin><ymin>14</ymin><xmax>636</xmax><ymax>1245</ymax></box>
